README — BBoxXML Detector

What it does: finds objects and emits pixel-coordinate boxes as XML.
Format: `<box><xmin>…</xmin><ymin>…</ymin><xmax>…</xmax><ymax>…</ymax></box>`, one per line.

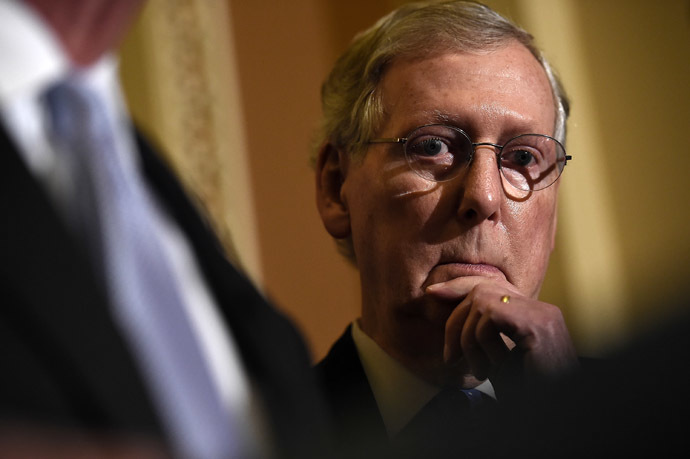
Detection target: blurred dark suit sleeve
<box><xmin>496</xmin><ymin>310</ymin><xmax>690</xmax><ymax>458</ymax></box>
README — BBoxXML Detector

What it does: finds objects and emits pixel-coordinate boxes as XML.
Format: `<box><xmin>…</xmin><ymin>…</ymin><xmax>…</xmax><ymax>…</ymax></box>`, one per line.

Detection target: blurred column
<box><xmin>119</xmin><ymin>0</ymin><xmax>263</xmax><ymax>283</ymax></box>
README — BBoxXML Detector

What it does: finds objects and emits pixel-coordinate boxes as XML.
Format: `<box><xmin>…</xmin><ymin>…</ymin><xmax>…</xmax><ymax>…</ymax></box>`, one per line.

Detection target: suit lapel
<box><xmin>315</xmin><ymin>325</ymin><xmax>389</xmax><ymax>454</ymax></box>
<box><xmin>0</xmin><ymin>124</ymin><xmax>161</xmax><ymax>433</ymax></box>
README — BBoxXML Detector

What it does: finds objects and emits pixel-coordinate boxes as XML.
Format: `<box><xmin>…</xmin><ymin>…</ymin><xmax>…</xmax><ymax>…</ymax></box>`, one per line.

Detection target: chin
<box><xmin>418</xmin><ymin>294</ymin><xmax>458</xmax><ymax>323</ymax></box>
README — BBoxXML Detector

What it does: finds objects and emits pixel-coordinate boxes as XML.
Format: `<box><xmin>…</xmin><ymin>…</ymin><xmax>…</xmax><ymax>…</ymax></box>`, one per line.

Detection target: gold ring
<box><xmin>501</xmin><ymin>295</ymin><xmax>510</xmax><ymax>304</ymax></box>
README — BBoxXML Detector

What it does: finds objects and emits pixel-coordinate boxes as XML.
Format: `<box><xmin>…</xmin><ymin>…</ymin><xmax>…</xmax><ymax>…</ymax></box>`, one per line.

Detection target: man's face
<box><xmin>333</xmin><ymin>42</ymin><xmax>560</xmax><ymax>374</ymax></box>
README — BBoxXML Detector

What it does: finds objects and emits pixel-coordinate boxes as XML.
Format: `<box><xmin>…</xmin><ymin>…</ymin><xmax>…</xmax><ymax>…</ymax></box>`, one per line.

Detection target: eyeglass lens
<box><xmin>404</xmin><ymin>125</ymin><xmax>566</xmax><ymax>191</ymax></box>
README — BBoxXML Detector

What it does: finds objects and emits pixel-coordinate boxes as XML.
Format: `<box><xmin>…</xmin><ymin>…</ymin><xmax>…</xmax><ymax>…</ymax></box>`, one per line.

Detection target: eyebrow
<box><xmin>426</xmin><ymin>110</ymin><xmax>480</xmax><ymax>132</ymax></box>
<box><xmin>424</xmin><ymin>109</ymin><xmax>547</xmax><ymax>138</ymax></box>
<box><xmin>400</xmin><ymin>110</ymin><xmax>468</xmax><ymax>134</ymax></box>
<box><xmin>429</xmin><ymin>110</ymin><xmax>460</xmax><ymax>125</ymax></box>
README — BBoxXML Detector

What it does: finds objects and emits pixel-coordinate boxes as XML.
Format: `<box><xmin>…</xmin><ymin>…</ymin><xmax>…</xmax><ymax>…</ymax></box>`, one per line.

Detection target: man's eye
<box><xmin>411</xmin><ymin>138</ymin><xmax>449</xmax><ymax>157</ymax></box>
<box><xmin>504</xmin><ymin>149</ymin><xmax>536</xmax><ymax>167</ymax></box>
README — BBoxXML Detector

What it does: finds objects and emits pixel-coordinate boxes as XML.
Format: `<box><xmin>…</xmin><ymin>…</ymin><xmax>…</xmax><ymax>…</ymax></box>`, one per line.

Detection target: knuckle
<box><xmin>470</xmin><ymin>285</ymin><xmax>495</xmax><ymax>311</ymax></box>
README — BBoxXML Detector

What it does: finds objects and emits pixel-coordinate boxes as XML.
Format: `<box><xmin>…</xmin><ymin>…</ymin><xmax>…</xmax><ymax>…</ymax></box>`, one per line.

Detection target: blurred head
<box><xmin>315</xmin><ymin>1</ymin><xmax>570</xmax><ymax>382</ymax></box>
<box><xmin>25</xmin><ymin>0</ymin><xmax>145</xmax><ymax>66</ymax></box>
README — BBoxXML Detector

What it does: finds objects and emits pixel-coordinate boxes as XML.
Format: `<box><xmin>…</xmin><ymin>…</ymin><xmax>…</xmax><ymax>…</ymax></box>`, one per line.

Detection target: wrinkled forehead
<box><xmin>376</xmin><ymin>44</ymin><xmax>557</xmax><ymax>137</ymax></box>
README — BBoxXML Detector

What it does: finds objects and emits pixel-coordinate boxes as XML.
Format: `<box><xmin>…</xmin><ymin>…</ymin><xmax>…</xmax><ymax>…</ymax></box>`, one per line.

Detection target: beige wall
<box><xmin>120</xmin><ymin>0</ymin><xmax>690</xmax><ymax>361</ymax></box>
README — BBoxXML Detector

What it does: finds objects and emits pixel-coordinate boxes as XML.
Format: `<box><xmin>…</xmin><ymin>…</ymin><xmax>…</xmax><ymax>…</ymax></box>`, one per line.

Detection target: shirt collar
<box><xmin>0</xmin><ymin>0</ymin><xmax>120</xmax><ymax>100</ymax></box>
<box><xmin>0</xmin><ymin>0</ymin><xmax>124</xmax><ymax>203</ymax></box>
<box><xmin>351</xmin><ymin>319</ymin><xmax>495</xmax><ymax>436</ymax></box>
<box><xmin>0</xmin><ymin>0</ymin><xmax>69</xmax><ymax>102</ymax></box>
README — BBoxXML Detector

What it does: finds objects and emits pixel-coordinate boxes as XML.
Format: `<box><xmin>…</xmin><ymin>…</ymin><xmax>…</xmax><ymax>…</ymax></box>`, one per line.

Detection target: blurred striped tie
<box><xmin>44</xmin><ymin>76</ymin><xmax>244</xmax><ymax>459</ymax></box>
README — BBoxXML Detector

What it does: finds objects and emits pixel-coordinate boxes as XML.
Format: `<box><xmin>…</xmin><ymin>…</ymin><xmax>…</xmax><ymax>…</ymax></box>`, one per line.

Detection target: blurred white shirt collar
<box><xmin>0</xmin><ymin>0</ymin><xmax>68</xmax><ymax>100</ymax></box>
<box><xmin>0</xmin><ymin>0</ymin><xmax>121</xmax><ymax>186</ymax></box>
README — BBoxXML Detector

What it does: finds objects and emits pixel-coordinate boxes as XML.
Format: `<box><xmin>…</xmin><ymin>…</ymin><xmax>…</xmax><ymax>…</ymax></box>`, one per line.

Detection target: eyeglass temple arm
<box><xmin>369</xmin><ymin>137</ymin><xmax>407</xmax><ymax>144</ymax></box>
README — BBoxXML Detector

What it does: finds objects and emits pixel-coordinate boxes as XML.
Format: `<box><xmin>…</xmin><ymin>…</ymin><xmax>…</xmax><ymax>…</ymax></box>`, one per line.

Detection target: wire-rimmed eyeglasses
<box><xmin>369</xmin><ymin>124</ymin><xmax>571</xmax><ymax>191</ymax></box>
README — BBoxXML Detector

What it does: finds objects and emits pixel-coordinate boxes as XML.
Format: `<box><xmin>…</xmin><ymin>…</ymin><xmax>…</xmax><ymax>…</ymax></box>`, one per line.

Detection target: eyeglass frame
<box><xmin>369</xmin><ymin>124</ymin><xmax>572</xmax><ymax>191</ymax></box>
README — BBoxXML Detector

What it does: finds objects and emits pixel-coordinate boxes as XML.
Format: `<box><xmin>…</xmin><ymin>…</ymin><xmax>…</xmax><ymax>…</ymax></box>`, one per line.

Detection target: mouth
<box><xmin>423</xmin><ymin>262</ymin><xmax>507</xmax><ymax>288</ymax></box>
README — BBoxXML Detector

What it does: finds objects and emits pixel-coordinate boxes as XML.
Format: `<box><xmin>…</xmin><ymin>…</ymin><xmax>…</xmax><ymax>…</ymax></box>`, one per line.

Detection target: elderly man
<box><xmin>314</xmin><ymin>1</ymin><xmax>578</xmax><ymax>455</ymax></box>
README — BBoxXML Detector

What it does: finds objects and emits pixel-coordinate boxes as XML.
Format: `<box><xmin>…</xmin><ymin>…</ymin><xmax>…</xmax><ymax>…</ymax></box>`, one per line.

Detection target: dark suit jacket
<box><xmin>314</xmin><ymin>325</ymin><xmax>500</xmax><ymax>459</ymax></box>
<box><xmin>316</xmin><ymin>325</ymin><xmax>626</xmax><ymax>458</ymax></box>
<box><xmin>0</xmin><ymin>123</ymin><xmax>332</xmax><ymax>458</ymax></box>
<box><xmin>318</xmin><ymin>319</ymin><xmax>690</xmax><ymax>458</ymax></box>
<box><xmin>314</xmin><ymin>325</ymin><xmax>388</xmax><ymax>457</ymax></box>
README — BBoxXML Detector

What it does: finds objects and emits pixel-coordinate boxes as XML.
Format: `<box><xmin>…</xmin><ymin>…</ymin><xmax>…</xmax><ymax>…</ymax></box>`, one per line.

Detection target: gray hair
<box><xmin>314</xmin><ymin>0</ymin><xmax>570</xmax><ymax>262</ymax></box>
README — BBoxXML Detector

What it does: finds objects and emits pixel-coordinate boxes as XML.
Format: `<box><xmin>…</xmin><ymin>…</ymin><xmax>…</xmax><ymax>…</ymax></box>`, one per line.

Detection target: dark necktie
<box><xmin>393</xmin><ymin>387</ymin><xmax>497</xmax><ymax>458</ymax></box>
<box><xmin>43</xmin><ymin>77</ymin><xmax>244</xmax><ymax>459</ymax></box>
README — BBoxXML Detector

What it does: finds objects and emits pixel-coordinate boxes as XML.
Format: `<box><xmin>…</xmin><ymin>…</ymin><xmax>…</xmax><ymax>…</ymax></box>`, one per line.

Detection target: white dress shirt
<box><xmin>351</xmin><ymin>319</ymin><xmax>496</xmax><ymax>436</ymax></box>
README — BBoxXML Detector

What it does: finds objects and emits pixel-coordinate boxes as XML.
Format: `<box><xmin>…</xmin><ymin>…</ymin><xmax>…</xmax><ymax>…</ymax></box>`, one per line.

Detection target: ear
<box><xmin>315</xmin><ymin>142</ymin><xmax>351</xmax><ymax>239</ymax></box>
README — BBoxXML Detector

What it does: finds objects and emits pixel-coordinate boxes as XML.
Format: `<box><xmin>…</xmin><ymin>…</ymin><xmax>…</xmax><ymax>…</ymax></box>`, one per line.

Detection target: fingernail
<box><xmin>426</xmin><ymin>282</ymin><xmax>444</xmax><ymax>292</ymax></box>
<box><xmin>426</xmin><ymin>282</ymin><xmax>452</xmax><ymax>294</ymax></box>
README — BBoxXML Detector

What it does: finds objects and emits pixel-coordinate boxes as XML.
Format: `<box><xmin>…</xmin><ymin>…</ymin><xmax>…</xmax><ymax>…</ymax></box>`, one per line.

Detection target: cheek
<box><xmin>351</xmin><ymin>186</ymin><xmax>438</xmax><ymax>257</ymax></box>
<box><xmin>348</xmin><ymin>173</ymin><xmax>442</xmax><ymax>282</ymax></box>
<box><xmin>505</xmin><ymin>196</ymin><xmax>558</xmax><ymax>295</ymax></box>
<box><xmin>350</xmin><ymin>164</ymin><xmax>440</xmax><ymax>234</ymax></box>
<box><xmin>380</xmin><ymin>160</ymin><xmax>440</xmax><ymax>198</ymax></box>
<box><xmin>507</xmin><ymin>191</ymin><xmax>557</xmax><ymax>235</ymax></box>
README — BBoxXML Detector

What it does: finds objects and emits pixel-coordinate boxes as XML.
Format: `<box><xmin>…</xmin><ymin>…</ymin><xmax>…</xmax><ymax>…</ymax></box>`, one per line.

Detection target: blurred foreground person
<box><xmin>0</xmin><ymin>1</ymin><xmax>331</xmax><ymax>457</ymax></box>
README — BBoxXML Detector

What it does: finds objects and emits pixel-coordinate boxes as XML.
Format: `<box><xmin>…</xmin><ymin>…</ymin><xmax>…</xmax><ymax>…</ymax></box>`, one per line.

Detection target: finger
<box><xmin>460</xmin><ymin>304</ymin><xmax>493</xmax><ymax>380</ymax></box>
<box><xmin>475</xmin><ymin>313</ymin><xmax>510</xmax><ymax>367</ymax></box>
<box><xmin>456</xmin><ymin>289</ymin><xmax>515</xmax><ymax>380</ymax></box>
<box><xmin>425</xmin><ymin>276</ymin><xmax>489</xmax><ymax>301</ymax></box>
<box><xmin>478</xmin><ymin>297</ymin><xmax>580</xmax><ymax>381</ymax></box>
<box><xmin>443</xmin><ymin>299</ymin><xmax>471</xmax><ymax>364</ymax></box>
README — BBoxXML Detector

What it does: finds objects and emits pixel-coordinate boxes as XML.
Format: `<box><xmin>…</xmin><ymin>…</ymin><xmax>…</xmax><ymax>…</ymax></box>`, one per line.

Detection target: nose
<box><xmin>455</xmin><ymin>146</ymin><xmax>502</xmax><ymax>224</ymax></box>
